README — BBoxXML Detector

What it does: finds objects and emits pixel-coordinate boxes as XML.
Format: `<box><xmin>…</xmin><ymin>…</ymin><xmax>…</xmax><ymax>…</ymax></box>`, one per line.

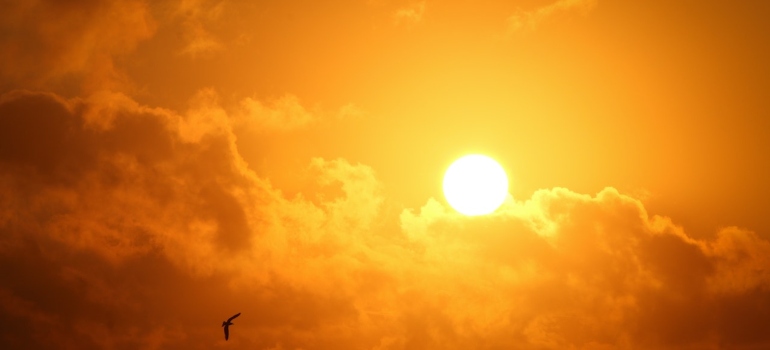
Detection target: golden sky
<box><xmin>1</xmin><ymin>0</ymin><xmax>770</xmax><ymax>349</ymax></box>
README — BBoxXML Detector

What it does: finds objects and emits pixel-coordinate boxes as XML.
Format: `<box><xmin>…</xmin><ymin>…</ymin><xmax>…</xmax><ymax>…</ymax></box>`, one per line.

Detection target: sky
<box><xmin>1</xmin><ymin>0</ymin><xmax>770</xmax><ymax>349</ymax></box>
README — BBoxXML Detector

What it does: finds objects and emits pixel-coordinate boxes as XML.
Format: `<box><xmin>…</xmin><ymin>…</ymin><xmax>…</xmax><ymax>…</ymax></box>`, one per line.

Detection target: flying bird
<box><xmin>222</xmin><ymin>312</ymin><xmax>241</xmax><ymax>341</ymax></box>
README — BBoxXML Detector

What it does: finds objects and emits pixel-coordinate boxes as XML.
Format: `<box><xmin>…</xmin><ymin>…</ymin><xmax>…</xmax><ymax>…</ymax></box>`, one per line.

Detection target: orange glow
<box><xmin>1</xmin><ymin>0</ymin><xmax>770</xmax><ymax>349</ymax></box>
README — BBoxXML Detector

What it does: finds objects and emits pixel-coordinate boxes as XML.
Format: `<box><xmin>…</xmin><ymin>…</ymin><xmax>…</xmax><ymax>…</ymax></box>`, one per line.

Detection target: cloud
<box><xmin>338</xmin><ymin>103</ymin><xmax>367</xmax><ymax>120</ymax></box>
<box><xmin>238</xmin><ymin>94</ymin><xmax>363</xmax><ymax>132</ymax></box>
<box><xmin>173</xmin><ymin>0</ymin><xmax>226</xmax><ymax>57</ymax></box>
<box><xmin>239</xmin><ymin>94</ymin><xmax>316</xmax><ymax>132</ymax></box>
<box><xmin>0</xmin><ymin>0</ymin><xmax>155</xmax><ymax>91</ymax></box>
<box><xmin>393</xmin><ymin>1</ymin><xmax>426</xmax><ymax>27</ymax></box>
<box><xmin>0</xmin><ymin>89</ymin><xmax>386</xmax><ymax>348</ymax></box>
<box><xmin>0</xmin><ymin>0</ymin><xmax>227</xmax><ymax>91</ymax></box>
<box><xmin>507</xmin><ymin>0</ymin><xmax>598</xmax><ymax>35</ymax></box>
<box><xmin>1</xmin><ymin>90</ymin><xmax>769</xmax><ymax>349</ymax></box>
<box><xmin>400</xmin><ymin>188</ymin><xmax>770</xmax><ymax>348</ymax></box>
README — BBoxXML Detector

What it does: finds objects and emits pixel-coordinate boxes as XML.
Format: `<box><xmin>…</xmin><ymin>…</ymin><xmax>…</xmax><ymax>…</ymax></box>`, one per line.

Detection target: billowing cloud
<box><xmin>0</xmin><ymin>89</ymin><xmax>387</xmax><ymax>348</ymax></box>
<box><xmin>1</xmin><ymin>90</ymin><xmax>769</xmax><ymax>349</ymax></box>
<box><xmin>507</xmin><ymin>0</ymin><xmax>597</xmax><ymax>34</ymax></box>
<box><xmin>400</xmin><ymin>188</ymin><xmax>770</xmax><ymax>349</ymax></box>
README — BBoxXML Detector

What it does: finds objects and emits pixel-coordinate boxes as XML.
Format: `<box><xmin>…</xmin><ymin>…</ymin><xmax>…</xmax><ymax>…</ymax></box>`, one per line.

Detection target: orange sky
<box><xmin>1</xmin><ymin>0</ymin><xmax>770</xmax><ymax>349</ymax></box>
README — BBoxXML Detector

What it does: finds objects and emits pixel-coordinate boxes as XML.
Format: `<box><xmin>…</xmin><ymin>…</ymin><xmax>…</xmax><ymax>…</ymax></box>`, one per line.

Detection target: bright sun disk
<box><xmin>443</xmin><ymin>154</ymin><xmax>509</xmax><ymax>216</ymax></box>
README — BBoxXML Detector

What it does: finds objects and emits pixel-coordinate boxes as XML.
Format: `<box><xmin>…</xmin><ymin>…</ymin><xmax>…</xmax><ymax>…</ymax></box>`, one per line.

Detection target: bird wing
<box><xmin>227</xmin><ymin>312</ymin><xmax>241</xmax><ymax>322</ymax></box>
<box><xmin>224</xmin><ymin>325</ymin><xmax>229</xmax><ymax>340</ymax></box>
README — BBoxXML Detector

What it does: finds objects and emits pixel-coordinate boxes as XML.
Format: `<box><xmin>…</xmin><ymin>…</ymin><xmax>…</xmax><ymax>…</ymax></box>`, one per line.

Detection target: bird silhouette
<box><xmin>222</xmin><ymin>312</ymin><xmax>241</xmax><ymax>340</ymax></box>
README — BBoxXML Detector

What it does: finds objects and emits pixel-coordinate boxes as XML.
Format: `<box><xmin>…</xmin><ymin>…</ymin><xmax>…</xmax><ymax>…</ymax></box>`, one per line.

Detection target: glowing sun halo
<box><xmin>443</xmin><ymin>154</ymin><xmax>509</xmax><ymax>216</ymax></box>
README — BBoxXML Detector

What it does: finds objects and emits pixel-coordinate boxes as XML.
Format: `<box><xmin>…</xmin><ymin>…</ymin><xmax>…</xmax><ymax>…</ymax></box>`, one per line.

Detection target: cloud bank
<box><xmin>1</xmin><ymin>90</ymin><xmax>769</xmax><ymax>349</ymax></box>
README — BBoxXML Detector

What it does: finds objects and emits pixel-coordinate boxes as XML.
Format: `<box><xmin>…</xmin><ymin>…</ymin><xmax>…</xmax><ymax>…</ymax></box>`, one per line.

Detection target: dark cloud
<box><xmin>0</xmin><ymin>90</ymin><xmax>385</xmax><ymax>348</ymax></box>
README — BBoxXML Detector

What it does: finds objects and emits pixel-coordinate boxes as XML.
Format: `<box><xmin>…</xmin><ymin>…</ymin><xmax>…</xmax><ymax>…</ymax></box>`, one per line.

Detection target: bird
<box><xmin>222</xmin><ymin>312</ymin><xmax>241</xmax><ymax>341</ymax></box>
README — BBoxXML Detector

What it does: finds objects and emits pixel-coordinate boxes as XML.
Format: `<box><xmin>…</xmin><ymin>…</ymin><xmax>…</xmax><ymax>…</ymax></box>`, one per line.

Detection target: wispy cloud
<box><xmin>238</xmin><ymin>94</ymin><xmax>364</xmax><ymax>132</ymax></box>
<box><xmin>508</xmin><ymin>0</ymin><xmax>598</xmax><ymax>34</ymax></box>
<box><xmin>393</xmin><ymin>1</ymin><xmax>427</xmax><ymax>27</ymax></box>
<box><xmin>239</xmin><ymin>94</ymin><xmax>316</xmax><ymax>132</ymax></box>
<box><xmin>174</xmin><ymin>0</ymin><xmax>226</xmax><ymax>57</ymax></box>
<box><xmin>0</xmin><ymin>0</ymin><xmax>155</xmax><ymax>91</ymax></box>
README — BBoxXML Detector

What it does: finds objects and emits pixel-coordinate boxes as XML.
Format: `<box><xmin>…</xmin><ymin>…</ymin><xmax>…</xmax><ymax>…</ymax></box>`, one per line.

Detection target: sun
<box><xmin>443</xmin><ymin>154</ymin><xmax>509</xmax><ymax>216</ymax></box>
